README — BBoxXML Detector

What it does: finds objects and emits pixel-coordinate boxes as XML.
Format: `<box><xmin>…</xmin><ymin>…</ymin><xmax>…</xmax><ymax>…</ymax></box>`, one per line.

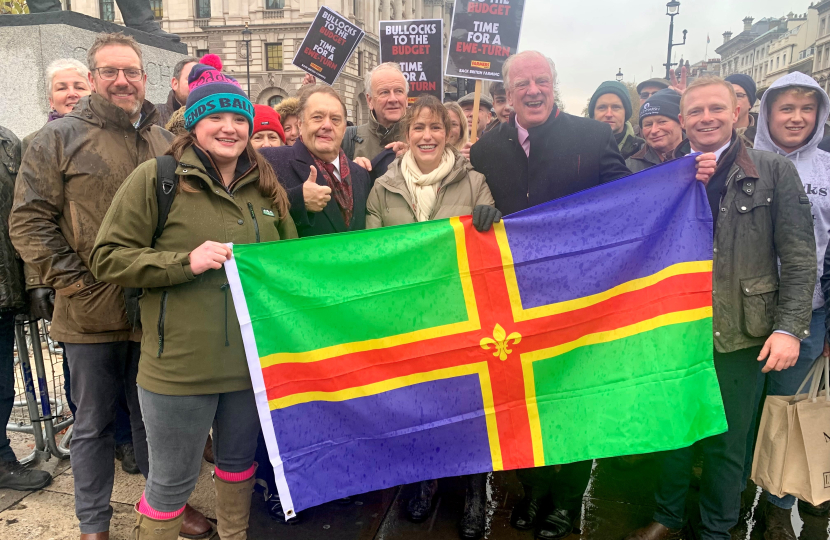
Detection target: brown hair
<box><xmin>765</xmin><ymin>86</ymin><xmax>820</xmax><ymax>115</ymax></box>
<box><xmin>87</xmin><ymin>32</ymin><xmax>143</xmax><ymax>70</ymax></box>
<box><xmin>165</xmin><ymin>132</ymin><xmax>290</xmax><ymax>220</ymax></box>
<box><xmin>400</xmin><ymin>95</ymin><xmax>452</xmax><ymax>140</ymax></box>
<box><xmin>443</xmin><ymin>101</ymin><xmax>469</xmax><ymax>151</ymax></box>
<box><xmin>297</xmin><ymin>86</ymin><xmax>347</xmax><ymax>119</ymax></box>
<box><xmin>275</xmin><ymin>97</ymin><xmax>300</xmax><ymax>121</ymax></box>
<box><xmin>680</xmin><ymin>76</ymin><xmax>737</xmax><ymax>113</ymax></box>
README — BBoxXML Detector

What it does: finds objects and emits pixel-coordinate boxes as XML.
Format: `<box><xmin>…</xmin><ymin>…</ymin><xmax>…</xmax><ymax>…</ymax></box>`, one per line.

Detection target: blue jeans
<box><xmin>765</xmin><ymin>309</ymin><xmax>827</xmax><ymax>510</ymax></box>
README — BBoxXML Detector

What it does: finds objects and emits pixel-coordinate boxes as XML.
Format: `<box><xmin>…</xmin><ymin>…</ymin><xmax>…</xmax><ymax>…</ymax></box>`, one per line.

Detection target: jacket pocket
<box><xmin>740</xmin><ymin>274</ymin><xmax>779</xmax><ymax>338</ymax></box>
<box><xmin>63</xmin><ymin>281</ymin><xmax>128</xmax><ymax>333</ymax></box>
<box><xmin>157</xmin><ymin>291</ymin><xmax>168</xmax><ymax>357</ymax></box>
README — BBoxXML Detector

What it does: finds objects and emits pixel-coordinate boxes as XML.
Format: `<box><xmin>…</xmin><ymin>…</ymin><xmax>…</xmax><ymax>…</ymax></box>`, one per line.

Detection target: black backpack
<box><xmin>124</xmin><ymin>155</ymin><xmax>179</xmax><ymax>328</ymax></box>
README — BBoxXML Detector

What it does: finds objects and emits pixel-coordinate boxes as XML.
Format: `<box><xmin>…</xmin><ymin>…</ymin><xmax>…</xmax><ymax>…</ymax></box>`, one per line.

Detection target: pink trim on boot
<box><xmin>214</xmin><ymin>463</ymin><xmax>256</xmax><ymax>483</ymax></box>
<box><xmin>137</xmin><ymin>492</ymin><xmax>185</xmax><ymax>520</ymax></box>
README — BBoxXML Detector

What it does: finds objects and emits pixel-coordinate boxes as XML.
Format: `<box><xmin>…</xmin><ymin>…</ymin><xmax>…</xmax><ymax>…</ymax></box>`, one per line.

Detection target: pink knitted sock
<box><xmin>137</xmin><ymin>492</ymin><xmax>185</xmax><ymax>520</ymax></box>
<box><xmin>214</xmin><ymin>463</ymin><xmax>256</xmax><ymax>483</ymax></box>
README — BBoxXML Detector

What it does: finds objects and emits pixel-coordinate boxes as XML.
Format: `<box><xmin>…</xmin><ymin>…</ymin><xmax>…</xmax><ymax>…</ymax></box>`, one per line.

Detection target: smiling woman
<box><xmin>90</xmin><ymin>62</ymin><xmax>296</xmax><ymax>540</ymax></box>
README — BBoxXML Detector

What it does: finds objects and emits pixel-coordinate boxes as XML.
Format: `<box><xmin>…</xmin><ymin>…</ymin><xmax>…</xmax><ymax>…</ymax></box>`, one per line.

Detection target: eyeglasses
<box><xmin>93</xmin><ymin>67</ymin><xmax>144</xmax><ymax>81</ymax></box>
<box><xmin>640</xmin><ymin>91</ymin><xmax>659</xmax><ymax>99</ymax></box>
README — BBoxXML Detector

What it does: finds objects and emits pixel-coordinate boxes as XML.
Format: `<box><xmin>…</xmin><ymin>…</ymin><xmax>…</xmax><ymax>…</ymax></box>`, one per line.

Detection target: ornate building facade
<box><xmin>64</xmin><ymin>0</ymin><xmax>455</xmax><ymax>124</ymax></box>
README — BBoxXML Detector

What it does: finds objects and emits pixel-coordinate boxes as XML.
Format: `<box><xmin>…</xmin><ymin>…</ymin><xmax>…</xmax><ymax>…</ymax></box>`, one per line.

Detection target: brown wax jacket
<box><xmin>9</xmin><ymin>94</ymin><xmax>173</xmax><ymax>343</ymax></box>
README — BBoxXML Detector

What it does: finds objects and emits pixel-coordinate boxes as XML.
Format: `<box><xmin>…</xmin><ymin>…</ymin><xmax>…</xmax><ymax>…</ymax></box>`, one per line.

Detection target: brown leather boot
<box><xmin>764</xmin><ymin>504</ymin><xmax>796</xmax><ymax>540</ymax></box>
<box><xmin>179</xmin><ymin>504</ymin><xmax>213</xmax><ymax>539</ymax></box>
<box><xmin>80</xmin><ymin>533</ymin><xmax>109</xmax><ymax>540</ymax></box>
<box><xmin>624</xmin><ymin>522</ymin><xmax>684</xmax><ymax>540</ymax></box>
<box><xmin>214</xmin><ymin>474</ymin><xmax>256</xmax><ymax>540</ymax></box>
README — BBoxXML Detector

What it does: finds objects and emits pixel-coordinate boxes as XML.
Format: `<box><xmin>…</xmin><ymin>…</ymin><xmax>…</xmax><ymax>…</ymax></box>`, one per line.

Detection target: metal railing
<box><xmin>195</xmin><ymin>18</ymin><xmax>210</xmax><ymax>28</ymax></box>
<box><xmin>9</xmin><ymin>316</ymin><xmax>73</xmax><ymax>464</ymax></box>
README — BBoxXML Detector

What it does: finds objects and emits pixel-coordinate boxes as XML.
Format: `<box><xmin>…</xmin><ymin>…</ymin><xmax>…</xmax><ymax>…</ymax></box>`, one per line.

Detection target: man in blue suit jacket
<box><xmin>262</xmin><ymin>86</ymin><xmax>372</xmax><ymax>237</ymax></box>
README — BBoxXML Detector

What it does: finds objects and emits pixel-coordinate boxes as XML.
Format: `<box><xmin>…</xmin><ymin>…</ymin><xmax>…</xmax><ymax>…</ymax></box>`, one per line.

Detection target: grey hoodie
<box><xmin>756</xmin><ymin>72</ymin><xmax>830</xmax><ymax>310</ymax></box>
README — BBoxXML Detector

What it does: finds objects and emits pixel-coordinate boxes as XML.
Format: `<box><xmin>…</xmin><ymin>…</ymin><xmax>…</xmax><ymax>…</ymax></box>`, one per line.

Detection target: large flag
<box><xmin>225</xmin><ymin>155</ymin><xmax>727</xmax><ymax>517</ymax></box>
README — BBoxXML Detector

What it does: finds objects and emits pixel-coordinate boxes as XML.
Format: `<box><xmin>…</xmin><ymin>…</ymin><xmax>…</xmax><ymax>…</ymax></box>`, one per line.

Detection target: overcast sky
<box><xmin>517</xmin><ymin>0</ymin><xmax>808</xmax><ymax>114</ymax></box>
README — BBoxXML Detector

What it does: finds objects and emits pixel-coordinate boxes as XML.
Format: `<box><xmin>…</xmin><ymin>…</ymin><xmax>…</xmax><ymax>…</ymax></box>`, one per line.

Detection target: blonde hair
<box><xmin>766</xmin><ymin>86</ymin><xmax>820</xmax><ymax>114</ymax></box>
<box><xmin>680</xmin><ymin>77</ymin><xmax>737</xmax><ymax>113</ymax></box>
<box><xmin>87</xmin><ymin>32</ymin><xmax>143</xmax><ymax>70</ymax></box>
<box><xmin>444</xmin><ymin>101</ymin><xmax>469</xmax><ymax>151</ymax></box>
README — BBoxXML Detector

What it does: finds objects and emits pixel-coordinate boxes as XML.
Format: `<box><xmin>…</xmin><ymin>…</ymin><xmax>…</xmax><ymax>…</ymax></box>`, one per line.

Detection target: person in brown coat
<box><xmin>366</xmin><ymin>96</ymin><xmax>499</xmax><ymax>540</ymax></box>
<box><xmin>9</xmin><ymin>33</ymin><xmax>209</xmax><ymax>540</ymax></box>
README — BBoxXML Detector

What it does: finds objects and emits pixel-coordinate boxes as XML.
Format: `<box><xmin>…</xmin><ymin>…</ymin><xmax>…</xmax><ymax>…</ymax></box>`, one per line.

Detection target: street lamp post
<box><xmin>664</xmin><ymin>0</ymin><xmax>687</xmax><ymax>79</ymax></box>
<box><xmin>616</xmin><ymin>68</ymin><xmax>623</xmax><ymax>82</ymax></box>
<box><xmin>242</xmin><ymin>22</ymin><xmax>252</xmax><ymax>97</ymax></box>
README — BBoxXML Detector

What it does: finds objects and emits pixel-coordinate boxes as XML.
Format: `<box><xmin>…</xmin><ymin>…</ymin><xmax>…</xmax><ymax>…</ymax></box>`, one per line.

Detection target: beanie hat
<box><xmin>588</xmin><ymin>81</ymin><xmax>632</xmax><ymax>121</ymax></box>
<box><xmin>639</xmin><ymin>89</ymin><xmax>681</xmax><ymax>127</ymax></box>
<box><xmin>725</xmin><ymin>74</ymin><xmax>757</xmax><ymax>106</ymax></box>
<box><xmin>252</xmin><ymin>104</ymin><xmax>285</xmax><ymax>143</ymax></box>
<box><xmin>184</xmin><ymin>64</ymin><xmax>254</xmax><ymax>135</ymax></box>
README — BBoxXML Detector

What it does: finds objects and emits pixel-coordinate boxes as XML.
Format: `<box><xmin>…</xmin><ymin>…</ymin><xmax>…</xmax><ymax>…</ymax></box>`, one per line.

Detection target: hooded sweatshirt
<box><xmin>755</xmin><ymin>72</ymin><xmax>830</xmax><ymax>310</ymax></box>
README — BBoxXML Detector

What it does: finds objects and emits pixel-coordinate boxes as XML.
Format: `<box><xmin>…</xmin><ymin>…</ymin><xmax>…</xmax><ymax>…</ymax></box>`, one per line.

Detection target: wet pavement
<box><xmin>1</xmin><ymin>443</ymin><xmax>829</xmax><ymax>539</ymax></box>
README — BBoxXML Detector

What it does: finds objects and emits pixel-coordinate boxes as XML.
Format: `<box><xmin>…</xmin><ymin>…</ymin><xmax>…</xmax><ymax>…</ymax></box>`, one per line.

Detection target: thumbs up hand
<box><xmin>303</xmin><ymin>166</ymin><xmax>332</xmax><ymax>213</ymax></box>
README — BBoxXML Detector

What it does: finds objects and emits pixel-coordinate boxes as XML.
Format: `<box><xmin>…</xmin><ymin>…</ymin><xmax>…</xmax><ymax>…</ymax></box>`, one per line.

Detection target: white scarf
<box><xmin>400</xmin><ymin>148</ymin><xmax>455</xmax><ymax>222</ymax></box>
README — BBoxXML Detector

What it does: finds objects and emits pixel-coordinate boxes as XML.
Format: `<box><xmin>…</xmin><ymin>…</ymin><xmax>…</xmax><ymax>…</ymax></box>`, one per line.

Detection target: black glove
<box><xmin>472</xmin><ymin>205</ymin><xmax>502</xmax><ymax>232</ymax></box>
<box><xmin>29</xmin><ymin>288</ymin><xmax>55</xmax><ymax>322</ymax></box>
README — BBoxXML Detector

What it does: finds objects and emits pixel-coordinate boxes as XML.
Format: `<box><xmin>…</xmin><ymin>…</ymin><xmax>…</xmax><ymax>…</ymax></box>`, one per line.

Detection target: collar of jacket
<box><xmin>177</xmin><ymin>145</ymin><xmax>258</xmax><ymax>193</ymax></box>
<box><xmin>507</xmin><ymin>105</ymin><xmax>561</xmax><ymax>139</ymax></box>
<box><xmin>0</xmin><ymin>126</ymin><xmax>20</xmax><ymax>175</ymax></box>
<box><xmin>165</xmin><ymin>89</ymin><xmax>183</xmax><ymax>112</ymax></box>
<box><xmin>669</xmin><ymin>138</ymin><xmax>693</xmax><ymax>161</ymax></box>
<box><xmin>369</xmin><ymin>109</ymin><xmax>401</xmax><ymax>140</ymax></box>
<box><xmin>617</xmin><ymin>121</ymin><xmax>636</xmax><ymax>147</ymax></box>
<box><xmin>71</xmin><ymin>94</ymin><xmax>160</xmax><ymax>133</ymax></box>
<box><xmin>376</xmin><ymin>148</ymin><xmax>469</xmax><ymax>203</ymax></box>
<box><xmin>629</xmin><ymin>143</ymin><xmax>662</xmax><ymax>165</ymax></box>
<box><xmin>730</xmin><ymin>133</ymin><xmax>759</xmax><ymax>180</ymax></box>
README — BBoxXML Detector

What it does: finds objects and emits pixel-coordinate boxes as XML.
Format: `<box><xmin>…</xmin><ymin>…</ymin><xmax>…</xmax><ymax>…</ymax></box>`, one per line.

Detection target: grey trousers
<box><xmin>27</xmin><ymin>0</ymin><xmax>158</xmax><ymax>30</ymax></box>
<box><xmin>64</xmin><ymin>341</ymin><xmax>147</xmax><ymax>534</ymax></box>
<box><xmin>138</xmin><ymin>387</ymin><xmax>261</xmax><ymax>512</ymax></box>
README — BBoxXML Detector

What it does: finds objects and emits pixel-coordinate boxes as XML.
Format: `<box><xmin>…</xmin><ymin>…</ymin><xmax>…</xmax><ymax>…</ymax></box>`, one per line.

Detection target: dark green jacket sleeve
<box><xmin>772</xmin><ymin>158</ymin><xmax>817</xmax><ymax>337</ymax></box>
<box><xmin>91</xmin><ymin>159</ymin><xmax>194</xmax><ymax>289</ymax></box>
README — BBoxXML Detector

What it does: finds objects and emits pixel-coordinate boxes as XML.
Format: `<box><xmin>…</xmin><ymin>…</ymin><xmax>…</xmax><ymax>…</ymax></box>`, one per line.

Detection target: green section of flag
<box><xmin>533</xmin><ymin>318</ymin><xmax>725</xmax><ymax>465</ymax></box>
<box><xmin>233</xmin><ymin>220</ymin><xmax>469</xmax><ymax>357</ymax></box>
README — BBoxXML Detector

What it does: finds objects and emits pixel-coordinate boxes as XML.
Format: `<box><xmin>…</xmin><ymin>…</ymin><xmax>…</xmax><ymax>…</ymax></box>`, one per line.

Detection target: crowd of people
<box><xmin>0</xmin><ymin>28</ymin><xmax>828</xmax><ymax>540</ymax></box>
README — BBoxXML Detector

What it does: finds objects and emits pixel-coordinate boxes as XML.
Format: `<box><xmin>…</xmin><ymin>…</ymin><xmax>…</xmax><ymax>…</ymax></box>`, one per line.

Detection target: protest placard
<box><xmin>292</xmin><ymin>6</ymin><xmax>365</xmax><ymax>85</ymax></box>
<box><xmin>445</xmin><ymin>0</ymin><xmax>526</xmax><ymax>81</ymax></box>
<box><xmin>380</xmin><ymin>20</ymin><xmax>444</xmax><ymax>103</ymax></box>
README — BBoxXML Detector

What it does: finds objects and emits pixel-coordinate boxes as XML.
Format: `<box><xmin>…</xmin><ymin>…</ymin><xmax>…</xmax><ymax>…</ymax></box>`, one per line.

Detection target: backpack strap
<box><xmin>152</xmin><ymin>155</ymin><xmax>179</xmax><ymax>248</ymax></box>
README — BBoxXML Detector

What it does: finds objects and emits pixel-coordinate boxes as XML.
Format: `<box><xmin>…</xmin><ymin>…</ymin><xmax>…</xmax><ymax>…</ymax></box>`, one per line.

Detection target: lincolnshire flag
<box><xmin>225</xmin><ymin>154</ymin><xmax>727</xmax><ymax>517</ymax></box>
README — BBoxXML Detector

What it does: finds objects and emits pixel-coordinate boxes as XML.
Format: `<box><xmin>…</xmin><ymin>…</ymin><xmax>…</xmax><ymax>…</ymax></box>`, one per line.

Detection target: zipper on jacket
<box><xmin>221</xmin><ymin>283</ymin><xmax>230</xmax><ymax>346</ymax></box>
<box><xmin>157</xmin><ymin>291</ymin><xmax>168</xmax><ymax>358</ymax></box>
<box><xmin>247</xmin><ymin>202</ymin><xmax>261</xmax><ymax>243</ymax></box>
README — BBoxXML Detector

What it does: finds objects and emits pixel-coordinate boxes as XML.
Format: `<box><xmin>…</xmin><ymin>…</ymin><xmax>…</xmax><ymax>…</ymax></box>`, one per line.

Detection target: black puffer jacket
<box><xmin>0</xmin><ymin>127</ymin><xmax>25</xmax><ymax>312</ymax></box>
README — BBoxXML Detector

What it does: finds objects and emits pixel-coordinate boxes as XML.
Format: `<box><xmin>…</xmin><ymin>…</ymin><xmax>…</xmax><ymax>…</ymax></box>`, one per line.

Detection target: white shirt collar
<box><xmin>691</xmin><ymin>139</ymin><xmax>731</xmax><ymax>161</ymax></box>
<box><xmin>328</xmin><ymin>157</ymin><xmax>341</xmax><ymax>181</ymax></box>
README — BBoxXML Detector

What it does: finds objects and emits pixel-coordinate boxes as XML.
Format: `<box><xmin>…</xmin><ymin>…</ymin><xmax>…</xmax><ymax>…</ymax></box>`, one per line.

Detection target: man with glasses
<box><xmin>637</xmin><ymin>78</ymin><xmax>671</xmax><ymax>106</ymax></box>
<box><xmin>9</xmin><ymin>33</ymin><xmax>185</xmax><ymax>540</ymax></box>
<box><xmin>725</xmin><ymin>74</ymin><xmax>758</xmax><ymax>147</ymax></box>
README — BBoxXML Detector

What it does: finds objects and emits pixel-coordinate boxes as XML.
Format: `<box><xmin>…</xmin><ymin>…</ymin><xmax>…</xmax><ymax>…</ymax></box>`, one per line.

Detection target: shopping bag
<box><xmin>752</xmin><ymin>355</ymin><xmax>830</xmax><ymax>505</ymax></box>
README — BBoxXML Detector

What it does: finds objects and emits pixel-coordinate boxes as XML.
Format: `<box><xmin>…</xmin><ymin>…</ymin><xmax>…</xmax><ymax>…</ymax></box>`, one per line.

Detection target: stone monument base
<box><xmin>0</xmin><ymin>11</ymin><xmax>188</xmax><ymax>138</ymax></box>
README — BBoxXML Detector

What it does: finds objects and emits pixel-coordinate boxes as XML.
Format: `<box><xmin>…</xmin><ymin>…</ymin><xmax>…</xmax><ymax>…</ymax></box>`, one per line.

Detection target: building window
<box><xmin>821</xmin><ymin>18</ymin><xmax>827</xmax><ymax>36</ymax></box>
<box><xmin>196</xmin><ymin>48</ymin><xmax>209</xmax><ymax>58</ymax></box>
<box><xmin>358</xmin><ymin>50</ymin><xmax>364</xmax><ymax>76</ymax></box>
<box><xmin>818</xmin><ymin>49</ymin><xmax>824</xmax><ymax>70</ymax></box>
<box><xmin>99</xmin><ymin>0</ymin><xmax>115</xmax><ymax>21</ymax></box>
<box><xmin>195</xmin><ymin>0</ymin><xmax>210</xmax><ymax>19</ymax></box>
<box><xmin>268</xmin><ymin>96</ymin><xmax>283</xmax><ymax>107</ymax></box>
<box><xmin>265</xmin><ymin>0</ymin><xmax>284</xmax><ymax>8</ymax></box>
<box><xmin>149</xmin><ymin>0</ymin><xmax>163</xmax><ymax>19</ymax></box>
<box><xmin>783</xmin><ymin>54</ymin><xmax>787</xmax><ymax>65</ymax></box>
<box><xmin>265</xmin><ymin>43</ymin><xmax>283</xmax><ymax>71</ymax></box>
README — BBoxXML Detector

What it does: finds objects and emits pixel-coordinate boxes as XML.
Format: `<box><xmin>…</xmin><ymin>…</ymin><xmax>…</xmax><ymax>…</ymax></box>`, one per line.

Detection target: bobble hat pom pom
<box><xmin>199</xmin><ymin>53</ymin><xmax>223</xmax><ymax>71</ymax></box>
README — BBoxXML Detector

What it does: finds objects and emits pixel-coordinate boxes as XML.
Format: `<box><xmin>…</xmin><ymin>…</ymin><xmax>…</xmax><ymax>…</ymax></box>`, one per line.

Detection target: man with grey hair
<box><xmin>342</xmin><ymin>62</ymin><xmax>409</xmax><ymax>162</ymax></box>
<box><xmin>155</xmin><ymin>56</ymin><xmax>198</xmax><ymax>127</ymax></box>
<box><xmin>470</xmin><ymin>50</ymin><xmax>717</xmax><ymax>540</ymax></box>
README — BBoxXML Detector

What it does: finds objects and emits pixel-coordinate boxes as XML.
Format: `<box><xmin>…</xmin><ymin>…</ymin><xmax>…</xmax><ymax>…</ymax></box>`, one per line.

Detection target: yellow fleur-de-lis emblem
<box><xmin>480</xmin><ymin>324</ymin><xmax>522</xmax><ymax>361</ymax></box>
